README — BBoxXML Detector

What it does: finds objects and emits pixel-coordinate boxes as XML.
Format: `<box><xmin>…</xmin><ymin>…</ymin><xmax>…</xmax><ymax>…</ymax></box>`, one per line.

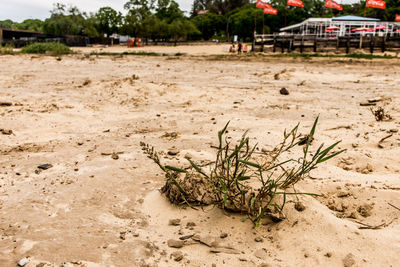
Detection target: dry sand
<box><xmin>72</xmin><ymin>43</ymin><xmax>228</xmax><ymax>55</ymax></box>
<box><xmin>0</xmin><ymin>47</ymin><xmax>400</xmax><ymax>267</ymax></box>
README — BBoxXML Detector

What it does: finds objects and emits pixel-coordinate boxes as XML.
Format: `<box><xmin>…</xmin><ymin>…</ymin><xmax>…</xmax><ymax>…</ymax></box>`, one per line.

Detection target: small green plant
<box><xmin>141</xmin><ymin>117</ymin><xmax>344</xmax><ymax>226</ymax></box>
<box><xmin>370</xmin><ymin>106</ymin><xmax>392</xmax><ymax>121</ymax></box>
<box><xmin>21</xmin><ymin>42</ymin><xmax>71</xmax><ymax>56</ymax></box>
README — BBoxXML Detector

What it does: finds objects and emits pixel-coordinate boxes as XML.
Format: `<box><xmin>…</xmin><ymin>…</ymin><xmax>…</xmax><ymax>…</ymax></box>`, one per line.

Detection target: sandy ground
<box><xmin>72</xmin><ymin>44</ymin><xmax>229</xmax><ymax>55</ymax></box>
<box><xmin>1</xmin><ymin>47</ymin><xmax>400</xmax><ymax>267</ymax></box>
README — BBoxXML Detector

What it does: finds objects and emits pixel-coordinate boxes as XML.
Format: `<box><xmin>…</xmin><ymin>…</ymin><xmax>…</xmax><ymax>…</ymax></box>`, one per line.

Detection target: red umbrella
<box><xmin>351</xmin><ymin>27</ymin><xmax>374</xmax><ymax>32</ymax></box>
<box><xmin>375</xmin><ymin>25</ymin><xmax>388</xmax><ymax>30</ymax></box>
<box><xmin>326</xmin><ymin>25</ymin><xmax>340</xmax><ymax>30</ymax></box>
<box><xmin>394</xmin><ymin>29</ymin><xmax>400</xmax><ymax>33</ymax></box>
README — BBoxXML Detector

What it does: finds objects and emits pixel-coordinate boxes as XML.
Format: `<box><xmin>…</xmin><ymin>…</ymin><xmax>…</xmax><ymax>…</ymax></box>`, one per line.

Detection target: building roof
<box><xmin>332</xmin><ymin>15</ymin><xmax>380</xmax><ymax>22</ymax></box>
<box><xmin>280</xmin><ymin>16</ymin><xmax>384</xmax><ymax>31</ymax></box>
<box><xmin>280</xmin><ymin>18</ymin><xmax>331</xmax><ymax>31</ymax></box>
<box><xmin>0</xmin><ymin>27</ymin><xmax>44</xmax><ymax>34</ymax></box>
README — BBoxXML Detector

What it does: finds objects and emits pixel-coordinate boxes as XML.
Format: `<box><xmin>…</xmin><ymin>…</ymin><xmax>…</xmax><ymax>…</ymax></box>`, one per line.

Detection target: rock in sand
<box><xmin>167</xmin><ymin>239</ymin><xmax>184</xmax><ymax>248</ymax></box>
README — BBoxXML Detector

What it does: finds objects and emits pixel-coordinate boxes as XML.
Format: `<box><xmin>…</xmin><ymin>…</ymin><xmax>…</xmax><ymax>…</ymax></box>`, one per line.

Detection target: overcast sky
<box><xmin>0</xmin><ymin>0</ymin><xmax>193</xmax><ymax>22</ymax></box>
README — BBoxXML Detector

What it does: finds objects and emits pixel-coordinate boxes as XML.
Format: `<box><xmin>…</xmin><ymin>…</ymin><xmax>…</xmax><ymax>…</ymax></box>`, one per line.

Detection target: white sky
<box><xmin>0</xmin><ymin>0</ymin><xmax>193</xmax><ymax>22</ymax></box>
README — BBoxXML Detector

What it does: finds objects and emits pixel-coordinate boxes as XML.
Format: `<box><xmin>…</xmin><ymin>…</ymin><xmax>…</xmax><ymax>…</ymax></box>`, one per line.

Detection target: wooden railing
<box><xmin>252</xmin><ymin>34</ymin><xmax>400</xmax><ymax>54</ymax></box>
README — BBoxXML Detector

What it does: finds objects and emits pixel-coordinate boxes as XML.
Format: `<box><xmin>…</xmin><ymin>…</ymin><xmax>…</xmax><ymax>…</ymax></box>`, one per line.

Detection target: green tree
<box><xmin>191</xmin><ymin>0</ymin><xmax>250</xmax><ymax>15</ymax></box>
<box><xmin>15</xmin><ymin>19</ymin><xmax>44</xmax><ymax>32</ymax></box>
<box><xmin>168</xmin><ymin>19</ymin><xmax>200</xmax><ymax>44</ymax></box>
<box><xmin>156</xmin><ymin>0</ymin><xmax>184</xmax><ymax>22</ymax></box>
<box><xmin>0</xmin><ymin>19</ymin><xmax>15</xmax><ymax>29</ymax></box>
<box><xmin>96</xmin><ymin>7</ymin><xmax>122</xmax><ymax>37</ymax></box>
<box><xmin>123</xmin><ymin>0</ymin><xmax>154</xmax><ymax>37</ymax></box>
<box><xmin>43</xmin><ymin>3</ymin><xmax>99</xmax><ymax>37</ymax></box>
<box><xmin>191</xmin><ymin>12</ymin><xmax>226</xmax><ymax>40</ymax></box>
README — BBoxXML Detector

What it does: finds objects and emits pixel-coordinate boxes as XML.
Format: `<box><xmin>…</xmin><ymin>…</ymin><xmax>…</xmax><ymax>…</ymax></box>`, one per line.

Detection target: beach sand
<box><xmin>0</xmin><ymin>47</ymin><xmax>399</xmax><ymax>266</ymax></box>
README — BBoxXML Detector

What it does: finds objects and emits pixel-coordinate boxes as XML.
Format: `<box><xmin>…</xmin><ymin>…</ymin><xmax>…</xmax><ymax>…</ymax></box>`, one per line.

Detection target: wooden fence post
<box><xmin>314</xmin><ymin>36</ymin><xmax>317</xmax><ymax>52</ymax></box>
<box><xmin>261</xmin><ymin>35</ymin><xmax>264</xmax><ymax>52</ymax></box>
<box><xmin>300</xmin><ymin>36</ymin><xmax>304</xmax><ymax>53</ymax></box>
<box><xmin>381</xmin><ymin>36</ymin><xmax>386</xmax><ymax>53</ymax></box>
<box><xmin>273</xmin><ymin>36</ymin><xmax>276</xmax><ymax>53</ymax></box>
<box><xmin>369</xmin><ymin>36</ymin><xmax>374</xmax><ymax>54</ymax></box>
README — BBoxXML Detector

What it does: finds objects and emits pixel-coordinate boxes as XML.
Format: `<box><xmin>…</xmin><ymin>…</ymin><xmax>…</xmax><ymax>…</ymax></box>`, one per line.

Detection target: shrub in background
<box><xmin>21</xmin><ymin>42</ymin><xmax>71</xmax><ymax>56</ymax></box>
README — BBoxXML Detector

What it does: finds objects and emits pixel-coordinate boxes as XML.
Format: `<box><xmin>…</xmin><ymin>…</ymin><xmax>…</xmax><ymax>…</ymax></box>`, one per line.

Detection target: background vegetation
<box><xmin>1</xmin><ymin>0</ymin><xmax>399</xmax><ymax>42</ymax></box>
<box><xmin>20</xmin><ymin>42</ymin><xmax>71</xmax><ymax>55</ymax></box>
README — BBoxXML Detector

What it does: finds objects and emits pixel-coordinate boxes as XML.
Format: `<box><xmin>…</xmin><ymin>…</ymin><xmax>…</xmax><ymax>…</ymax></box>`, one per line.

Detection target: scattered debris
<box><xmin>388</xmin><ymin>203</ymin><xmax>400</xmax><ymax>212</ymax></box>
<box><xmin>171</xmin><ymin>251</ymin><xmax>183</xmax><ymax>261</ymax></box>
<box><xmin>367</xmin><ymin>97</ymin><xmax>382</xmax><ymax>103</ymax></box>
<box><xmin>210</xmin><ymin>247</ymin><xmax>240</xmax><ymax>254</ymax></box>
<box><xmin>327</xmin><ymin>125</ymin><xmax>352</xmax><ymax>131</ymax></box>
<box><xmin>337</xmin><ymin>191</ymin><xmax>351</xmax><ymax>198</ymax></box>
<box><xmin>119</xmin><ymin>231</ymin><xmax>126</xmax><ymax>240</ymax></box>
<box><xmin>0</xmin><ymin>102</ymin><xmax>12</xmax><ymax>106</ymax></box>
<box><xmin>298</xmin><ymin>135</ymin><xmax>313</xmax><ymax>146</ymax></box>
<box><xmin>220</xmin><ymin>233</ymin><xmax>228</xmax><ymax>239</ymax></box>
<box><xmin>179</xmin><ymin>234</ymin><xmax>194</xmax><ymax>240</ymax></box>
<box><xmin>161</xmin><ymin>132</ymin><xmax>179</xmax><ymax>140</ymax></box>
<box><xmin>38</xmin><ymin>164</ymin><xmax>53</xmax><ymax>170</ymax></box>
<box><xmin>186</xmin><ymin>222</ymin><xmax>196</xmax><ymax>227</ymax></box>
<box><xmin>370</xmin><ymin>106</ymin><xmax>392</xmax><ymax>121</ymax></box>
<box><xmin>82</xmin><ymin>78</ymin><xmax>91</xmax><ymax>86</ymax></box>
<box><xmin>0</xmin><ymin>129</ymin><xmax>13</xmax><ymax>135</ymax></box>
<box><xmin>357</xmin><ymin>203</ymin><xmax>373</xmax><ymax>217</ymax></box>
<box><xmin>192</xmin><ymin>235</ymin><xmax>218</xmax><ymax>247</ymax></box>
<box><xmin>254</xmin><ymin>237</ymin><xmax>263</xmax><ymax>242</ymax></box>
<box><xmin>17</xmin><ymin>258</ymin><xmax>30</xmax><ymax>267</ymax></box>
<box><xmin>379</xmin><ymin>134</ymin><xmax>393</xmax><ymax>144</ymax></box>
<box><xmin>355</xmin><ymin>218</ymin><xmax>396</xmax><ymax>230</ymax></box>
<box><xmin>294</xmin><ymin>202</ymin><xmax>306</xmax><ymax>212</ymax></box>
<box><xmin>279</xmin><ymin>88</ymin><xmax>289</xmax><ymax>95</ymax></box>
<box><xmin>168</xmin><ymin>219</ymin><xmax>181</xmax><ymax>226</ymax></box>
<box><xmin>360</xmin><ymin>102</ymin><xmax>376</xmax><ymax>107</ymax></box>
<box><xmin>101</xmin><ymin>151</ymin><xmax>124</xmax><ymax>156</ymax></box>
<box><xmin>343</xmin><ymin>253</ymin><xmax>356</xmax><ymax>267</ymax></box>
<box><xmin>254</xmin><ymin>249</ymin><xmax>268</xmax><ymax>259</ymax></box>
<box><xmin>167</xmin><ymin>148</ymin><xmax>179</xmax><ymax>156</ymax></box>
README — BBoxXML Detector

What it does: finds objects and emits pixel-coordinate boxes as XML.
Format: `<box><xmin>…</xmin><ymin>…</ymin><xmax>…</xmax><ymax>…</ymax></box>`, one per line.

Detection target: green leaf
<box><xmin>186</xmin><ymin>158</ymin><xmax>209</xmax><ymax>178</ymax></box>
<box><xmin>223</xmin><ymin>192</ymin><xmax>228</xmax><ymax>206</ymax></box>
<box><xmin>316</xmin><ymin>141</ymin><xmax>342</xmax><ymax>163</ymax></box>
<box><xmin>304</xmin><ymin>116</ymin><xmax>319</xmax><ymax>156</ymax></box>
<box><xmin>239</xmin><ymin>160</ymin><xmax>261</xmax><ymax>169</ymax></box>
<box><xmin>309</xmin><ymin>116</ymin><xmax>319</xmax><ymax>139</ymax></box>
<box><xmin>274</xmin><ymin>192</ymin><xmax>321</xmax><ymax>197</ymax></box>
<box><xmin>218</xmin><ymin>121</ymin><xmax>230</xmax><ymax>148</ymax></box>
<box><xmin>165</xmin><ymin>165</ymin><xmax>187</xmax><ymax>173</ymax></box>
<box><xmin>238</xmin><ymin>175</ymin><xmax>251</xmax><ymax>181</ymax></box>
<box><xmin>317</xmin><ymin>149</ymin><xmax>346</xmax><ymax>163</ymax></box>
<box><xmin>250</xmin><ymin>197</ymin><xmax>256</xmax><ymax>208</ymax></box>
<box><xmin>218</xmin><ymin>177</ymin><xmax>227</xmax><ymax>192</ymax></box>
<box><xmin>281</xmin><ymin>192</ymin><xmax>287</xmax><ymax>211</ymax></box>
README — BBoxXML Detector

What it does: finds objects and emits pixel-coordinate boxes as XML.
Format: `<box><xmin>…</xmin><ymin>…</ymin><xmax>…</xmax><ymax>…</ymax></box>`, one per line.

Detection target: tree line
<box><xmin>1</xmin><ymin>0</ymin><xmax>399</xmax><ymax>42</ymax></box>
